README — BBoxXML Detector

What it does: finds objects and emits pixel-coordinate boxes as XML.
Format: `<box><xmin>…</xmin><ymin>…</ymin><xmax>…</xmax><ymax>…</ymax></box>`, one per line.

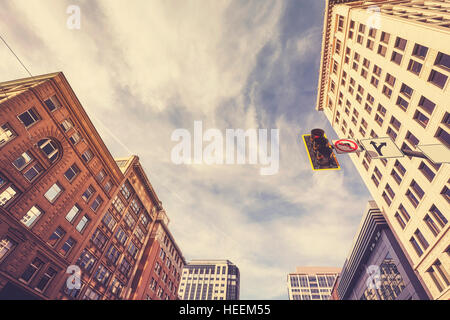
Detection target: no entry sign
<box><xmin>332</xmin><ymin>139</ymin><xmax>360</xmax><ymax>154</ymax></box>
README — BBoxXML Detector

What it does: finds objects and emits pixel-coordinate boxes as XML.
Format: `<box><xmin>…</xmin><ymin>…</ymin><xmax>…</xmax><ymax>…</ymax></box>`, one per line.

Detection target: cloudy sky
<box><xmin>0</xmin><ymin>0</ymin><xmax>372</xmax><ymax>299</ymax></box>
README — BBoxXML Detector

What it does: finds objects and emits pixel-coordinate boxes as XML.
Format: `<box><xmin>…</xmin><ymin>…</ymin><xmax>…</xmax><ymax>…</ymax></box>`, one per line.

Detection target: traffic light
<box><xmin>302</xmin><ymin>128</ymin><xmax>340</xmax><ymax>171</ymax></box>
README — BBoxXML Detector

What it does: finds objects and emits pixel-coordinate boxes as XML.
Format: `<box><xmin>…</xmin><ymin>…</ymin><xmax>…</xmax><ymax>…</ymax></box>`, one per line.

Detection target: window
<box><xmin>77</xmin><ymin>249</ymin><xmax>97</xmax><ymax>273</ymax></box>
<box><xmin>124</xmin><ymin>212</ymin><xmax>136</xmax><ymax>229</ymax></box>
<box><xmin>44</xmin><ymin>183</ymin><xmax>63</xmax><ymax>203</ymax></box>
<box><xmin>23</xmin><ymin>163</ymin><xmax>43</xmax><ymax>182</ymax></box>
<box><xmin>391</xmin><ymin>169</ymin><xmax>402</xmax><ymax>185</ymax></box>
<box><xmin>115</xmin><ymin>227</ymin><xmax>129</xmax><ymax>245</ymax></box>
<box><xmin>130</xmin><ymin>199</ymin><xmax>141</xmax><ymax>214</ymax></box>
<box><xmin>109</xmin><ymin>278</ymin><xmax>124</xmax><ymax>297</ymax></box>
<box><xmin>106</xmin><ymin>245</ymin><xmax>120</xmax><ymax>264</ymax></box>
<box><xmin>410</xmin><ymin>180</ymin><xmax>425</xmax><ymax>199</ymax></box>
<box><xmin>407</xmin><ymin>59</ymin><xmax>422</xmax><ymax>75</ymax></box>
<box><xmin>103</xmin><ymin>181</ymin><xmax>112</xmax><ymax>194</ymax></box>
<box><xmin>127</xmin><ymin>242</ymin><xmax>139</xmax><ymax>259</ymax></box>
<box><xmin>0</xmin><ymin>123</ymin><xmax>17</xmax><ymax>147</ymax></box>
<box><xmin>81</xmin><ymin>185</ymin><xmax>95</xmax><ymax>202</ymax></box>
<box><xmin>424</xmin><ymin>215</ymin><xmax>440</xmax><ymax>236</ymax></box>
<box><xmin>385</xmin><ymin>184</ymin><xmax>395</xmax><ymax>199</ymax></box>
<box><xmin>112</xmin><ymin>196</ymin><xmax>125</xmax><ymax>213</ymax></box>
<box><xmin>337</xmin><ymin>15</ymin><xmax>344</xmax><ymax>32</ymax></box>
<box><xmin>412</xmin><ymin>44</ymin><xmax>428</xmax><ymax>59</ymax></box>
<box><xmin>441</xmin><ymin>186</ymin><xmax>450</xmax><ymax>203</ymax></box>
<box><xmin>396</xmin><ymin>96</ymin><xmax>408</xmax><ymax>111</ymax></box>
<box><xmin>371</xmin><ymin>174</ymin><xmax>380</xmax><ymax>187</ymax></box>
<box><xmin>82</xmin><ymin>287</ymin><xmax>100</xmax><ymax>300</ymax></box>
<box><xmin>394</xmin><ymin>37</ymin><xmax>407</xmax><ymax>50</ymax></box>
<box><xmin>64</xmin><ymin>164</ymin><xmax>80</xmax><ymax>182</ymax></box>
<box><xmin>94</xmin><ymin>264</ymin><xmax>111</xmax><ymax>285</ymax></box>
<box><xmin>12</xmin><ymin>152</ymin><xmax>32</xmax><ymax>170</ymax></box>
<box><xmin>59</xmin><ymin>237</ymin><xmax>76</xmax><ymax>256</ymax></box>
<box><xmin>90</xmin><ymin>196</ymin><xmax>103</xmax><ymax>212</ymax></box>
<box><xmin>102</xmin><ymin>211</ymin><xmax>117</xmax><ymax>231</ymax></box>
<box><xmin>428</xmin><ymin>69</ymin><xmax>448</xmax><ymax>88</ymax></box>
<box><xmin>91</xmin><ymin>228</ymin><xmax>108</xmax><ymax>250</ymax></box>
<box><xmin>120</xmin><ymin>182</ymin><xmax>132</xmax><ymax>200</ymax></box>
<box><xmin>406</xmin><ymin>190</ymin><xmax>419</xmax><ymax>208</ymax></box>
<box><xmin>60</xmin><ymin>119</ymin><xmax>73</xmax><ymax>132</ymax></box>
<box><xmin>405</xmin><ymin>131</ymin><xmax>420</xmax><ymax>147</ymax></box>
<box><xmin>434</xmin><ymin>52</ymin><xmax>450</xmax><ymax>71</ymax></box>
<box><xmin>410</xmin><ymin>237</ymin><xmax>423</xmax><ymax>257</ymax></box>
<box><xmin>69</xmin><ymin>132</ymin><xmax>81</xmax><ymax>145</ymax></box>
<box><xmin>385</xmin><ymin>73</ymin><xmax>396</xmax><ymax>87</ymax></box>
<box><xmin>370</xmin><ymin>76</ymin><xmax>379</xmax><ymax>88</ymax></box>
<box><xmin>391</xmin><ymin>51</ymin><xmax>403</xmax><ymax>65</ymax></box>
<box><xmin>414</xmin><ymin>229</ymin><xmax>429</xmax><ymax>250</ymax></box>
<box><xmin>382</xmin><ymin>85</ymin><xmax>392</xmax><ymax>98</ymax></box>
<box><xmin>377</xmin><ymin>45</ymin><xmax>387</xmax><ymax>57</ymax></box>
<box><xmin>435</xmin><ymin>127</ymin><xmax>450</xmax><ymax>148</ymax></box>
<box><xmin>0</xmin><ymin>237</ymin><xmax>17</xmax><ymax>262</ymax></box>
<box><xmin>390</xmin><ymin>116</ymin><xmax>401</xmax><ymax>131</ymax></box>
<box><xmin>21</xmin><ymin>205</ymin><xmax>44</xmax><ymax>228</ymax></box>
<box><xmin>373</xmin><ymin>65</ymin><xmax>382</xmax><ymax>76</ymax></box>
<box><xmin>76</xmin><ymin>215</ymin><xmax>91</xmax><ymax>233</ymax></box>
<box><xmin>134</xmin><ymin>226</ymin><xmax>145</xmax><ymax>243</ymax></box>
<box><xmin>0</xmin><ymin>180</ymin><xmax>18</xmax><ymax>207</ymax></box>
<box><xmin>44</xmin><ymin>96</ymin><xmax>60</xmax><ymax>112</ymax></box>
<box><xmin>380</xmin><ymin>32</ymin><xmax>390</xmax><ymax>44</ymax></box>
<box><xmin>20</xmin><ymin>257</ymin><xmax>44</xmax><ymax>283</ymax></box>
<box><xmin>118</xmin><ymin>259</ymin><xmax>132</xmax><ymax>277</ymax></box>
<box><xmin>382</xmin><ymin>192</ymin><xmax>392</xmax><ymax>206</ymax></box>
<box><xmin>430</xmin><ymin>205</ymin><xmax>447</xmax><ymax>228</ymax></box>
<box><xmin>18</xmin><ymin>109</ymin><xmax>40</xmax><ymax>127</ymax></box>
<box><xmin>35</xmin><ymin>267</ymin><xmax>57</xmax><ymax>292</ymax></box>
<box><xmin>96</xmin><ymin>170</ymin><xmax>106</xmax><ymax>183</ymax></box>
<box><xmin>139</xmin><ymin>211</ymin><xmax>151</xmax><ymax>228</ymax></box>
<box><xmin>418</xmin><ymin>162</ymin><xmax>436</xmax><ymax>182</ymax></box>
<box><xmin>81</xmin><ymin>149</ymin><xmax>93</xmax><ymax>163</ymax></box>
<box><xmin>400</xmin><ymin>83</ymin><xmax>413</xmax><ymax>98</ymax></box>
<box><xmin>398</xmin><ymin>204</ymin><xmax>410</xmax><ymax>223</ymax></box>
<box><xmin>37</xmin><ymin>138</ymin><xmax>59</xmax><ymax>163</ymax></box>
<box><xmin>48</xmin><ymin>227</ymin><xmax>66</xmax><ymax>247</ymax></box>
<box><xmin>395</xmin><ymin>213</ymin><xmax>406</xmax><ymax>229</ymax></box>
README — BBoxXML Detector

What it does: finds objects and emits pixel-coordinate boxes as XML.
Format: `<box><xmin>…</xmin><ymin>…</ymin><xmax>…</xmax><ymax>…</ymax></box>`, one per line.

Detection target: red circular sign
<box><xmin>334</xmin><ymin>139</ymin><xmax>358</xmax><ymax>152</ymax></box>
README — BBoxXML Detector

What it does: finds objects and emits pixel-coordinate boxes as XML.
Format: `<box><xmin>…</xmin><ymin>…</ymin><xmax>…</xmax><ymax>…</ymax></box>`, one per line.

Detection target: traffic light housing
<box><xmin>302</xmin><ymin>129</ymin><xmax>340</xmax><ymax>171</ymax></box>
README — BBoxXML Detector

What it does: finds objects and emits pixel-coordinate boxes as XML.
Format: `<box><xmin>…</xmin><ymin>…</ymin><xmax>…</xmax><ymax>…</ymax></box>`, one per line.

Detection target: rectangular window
<box><xmin>20</xmin><ymin>257</ymin><xmax>44</xmax><ymax>283</ymax></box>
<box><xmin>23</xmin><ymin>163</ymin><xmax>43</xmax><ymax>182</ymax></box>
<box><xmin>373</xmin><ymin>65</ymin><xmax>382</xmax><ymax>76</ymax></box>
<box><xmin>430</xmin><ymin>205</ymin><xmax>447</xmax><ymax>228</ymax></box>
<box><xmin>435</xmin><ymin>128</ymin><xmax>450</xmax><ymax>148</ymax></box>
<box><xmin>12</xmin><ymin>152</ymin><xmax>33</xmax><ymax>171</ymax></box>
<box><xmin>106</xmin><ymin>245</ymin><xmax>120</xmax><ymax>264</ymax></box>
<box><xmin>44</xmin><ymin>96</ymin><xmax>60</xmax><ymax>112</ymax></box>
<box><xmin>64</xmin><ymin>164</ymin><xmax>80</xmax><ymax>182</ymax></box>
<box><xmin>414</xmin><ymin>229</ymin><xmax>429</xmax><ymax>250</ymax></box>
<box><xmin>76</xmin><ymin>215</ymin><xmax>91</xmax><ymax>233</ymax></box>
<box><xmin>412</xmin><ymin>44</ymin><xmax>428</xmax><ymax>59</ymax></box>
<box><xmin>391</xmin><ymin>51</ymin><xmax>403</xmax><ymax>65</ymax></box>
<box><xmin>44</xmin><ymin>183</ymin><xmax>63</xmax><ymax>203</ymax></box>
<box><xmin>69</xmin><ymin>132</ymin><xmax>81</xmax><ymax>145</ymax></box>
<box><xmin>90</xmin><ymin>196</ymin><xmax>103</xmax><ymax>212</ymax></box>
<box><xmin>96</xmin><ymin>170</ymin><xmax>106</xmax><ymax>183</ymax></box>
<box><xmin>395</xmin><ymin>213</ymin><xmax>406</xmax><ymax>229</ymax></box>
<box><xmin>385</xmin><ymin>73</ymin><xmax>396</xmax><ymax>87</ymax></box>
<box><xmin>380</xmin><ymin>32</ymin><xmax>390</xmax><ymax>44</ymax></box>
<box><xmin>115</xmin><ymin>227</ymin><xmax>129</xmax><ymax>245</ymax></box>
<box><xmin>112</xmin><ymin>196</ymin><xmax>125</xmax><ymax>213</ymax></box>
<box><xmin>35</xmin><ymin>267</ymin><xmax>57</xmax><ymax>292</ymax></box>
<box><xmin>408</xmin><ymin>59</ymin><xmax>422</xmax><ymax>75</ymax></box>
<box><xmin>18</xmin><ymin>109</ymin><xmax>40</xmax><ymax>127</ymax></box>
<box><xmin>418</xmin><ymin>162</ymin><xmax>436</xmax><ymax>182</ymax></box>
<box><xmin>398</xmin><ymin>204</ymin><xmax>410</xmax><ymax>222</ymax></box>
<box><xmin>82</xmin><ymin>185</ymin><xmax>95</xmax><ymax>202</ymax></box>
<box><xmin>102</xmin><ymin>211</ymin><xmax>117</xmax><ymax>231</ymax></box>
<box><xmin>391</xmin><ymin>169</ymin><xmax>402</xmax><ymax>185</ymax></box>
<box><xmin>59</xmin><ymin>237</ymin><xmax>76</xmax><ymax>256</ymax></box>
<box><xmin>400</xmin><ymin>83</ymin><xmax>413</xmax><ymax>98</ymax></box>
<box><xmin>81</xmin><ymin>149</ymin><xmax>94</xmax><ymax>163</ymax></box>
<box><xmin>91</xmin><ymin>229</ymin><xmax>108</xmax><ymax>250</ymax></box>
<box><xmin>435</xmin><ymin>52</ymin><xmax>450</xmax><ymax>71</ymax></box>
<box><xmin>48</xmin><ymin>227</ymin><xmax>66</xmax><ymax>247</ymax></box>
<box><xmin>382</xmin><ymin>85</ymin><xmax>392</xmax><ymax>98</ymax></box>
<box><xmin>94</xmin><ymin>264</ymin><xmax>111</xmax><ymax>285</ymax></box>
<box><xmin>134</xmin><ymin>226</ymin><xmax>145</xmax><ymax>243</ymax></box>
<box><xmin>405</xmin><ymin>131</ymin><xmax>420</xmax><ymax>147</ymax></box>
<box><xmin>21</xmin><ymin>205</ymin><xmax>44</xmax><ymax>228</ymax></box>
<box><xmin>0</xmin><ymin>123</ymin><xmax>17</xmax><ymax>147</ymax></box>
<box><xmin>441</xmin><ymin>186</ymin><xmax>450</xmax><ymax>203</ymax></box>
<box><xmin>410</xmin><ymin>237</ymin><xmax>423</xmax><ymax>257</ymax></box>
<box><xmin>77</xmin><ymin>249</ymin><xmax>97</xmax><ymax>273</ymax></box>
<box><xmin>424</xmin><ymin>215</ymin><xmax>440</xmax><ymax>236</ymax></box>
<box><xmin>60</xmin><ymin>119</ymin><xmax>73</xmax><ymax>132</ymax></box>
<box><xmin>394</xmin><ymin>37</ymin><xmax>407</xmax><ymax>50</ymax></box>
<box><xmin>428</xmin><ymin>69</ymin><xmax>448</xmax><ymax>88</ymax></box>
<box><xmin>0</xmin><ymin>237</ymin><xmax>18</xmax><ymax>262</ymax></box>
<box><xmin>410</xmin><ymin>180</ymin><xmax>425</xmax><ymax>199</ymax></box>
<box><xmin>377</xmin><ymin>45</ymin><xmax>387</xmax><ymax>57</ymax></box>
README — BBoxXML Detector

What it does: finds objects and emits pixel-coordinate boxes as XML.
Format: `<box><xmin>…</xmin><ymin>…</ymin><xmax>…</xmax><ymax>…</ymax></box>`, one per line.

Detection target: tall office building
<box><xmin>316</xmin><ymin>0</ymin><xmax>450</xmax><ymax>300</ymax></box>
<box><xmin>178</xmin><ymin>260</ymin><xmax>240</xmax><ymax>300</ymax></box>
<box><xmin>332</xmin><ymin>201</ymin><xmax>428</xmax><ymax>300</ymax></box>
<box><xmin>0</xmin><ymin>73</ymin><xmax>184</xmax><ymax>299</ymax></box>
<box><xmin>287</xmin><ymin>266</ymin><xmax>340</xmax><ymax>300</ymax></box>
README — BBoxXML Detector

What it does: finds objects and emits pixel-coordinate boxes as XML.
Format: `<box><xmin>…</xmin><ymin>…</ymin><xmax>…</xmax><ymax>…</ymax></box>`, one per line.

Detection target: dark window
<box><xmin>37</xmin><ymin>138</ymin><xmax>59</xmax><ymax>162</ymax></box>
<box><xmin>414</xmin><ymin>110</ymin><xmax>430</xmax><ymax>128</ymax></box>
<box><xmin>20</xmin><ymin>257</ymin><xmax>44</xmax><ymax>283</ymax></box>
<box><xmin>64</xmin><ymin>164</ymin><xmax>80</xmax><ymax>182</ymax></box>
<box><xmin>412</xmin><ymin>43</ymin><xmax>428</xmax><ymax>59</ymax></box>
<box><xmin>380</xmin><ymin>32</ymin><xmax>390</xmax><ymax>44</ymax></box>
<box><xmin>435</xmin><ymin>128</ymin><xmax>450</xmax><ymax>148</ymax></box>
<box><xmin>428</xmin><ymin>70</ymin><xmax>448</xmax><ymax>88</ymax></box>
<box><xmin>44</xmin><ymin>96</ymin><xmax>60</xmax><ymax>112</ymax></box>
<box><xmin>419</xmin><ymin>162</ymin><xmax>435</xmax><ymax>181</ymax></box>
<box><xmin>391</xmin><ymin>51</ymin><xmax>403</xmax><ymax>65</ymax></box>
<box><xmin>418</xmin><ymin>96</ymin><xmax>436</xmax><ymax>114</ymax></box>
<box><xmin>411</xmin><ymin>180</ymin><xmax>425</xmax><ymax>199</ymax></box>
<box><xmin>400</xmin><ymin>83</ymin><xmax>413</xmax><ymax>97</ymax></box>
<box><xmin>35</xmin><ymin>267</ymin><xmax>57</xmax><ymax>292</ymax></box>
<box><xmin>430</xmin><ymin>205</ymin><xmax>447</xmax><ymax>228</ymax></box>
<box><xmin>435</xmin><ymin>52</ymin><xmax>450</xmax><ymax>70</ymax></box>
<box><xmin>408</xmin><ymin>59</ymin><xmax>422</xmax><ymax>75</ymax></box>
<box><xmin>59</xmin><ymin>237</ymin><xmax>76</xmax><ymax>256</ymax></box>
<box><xmin>48</xmin><ymin>227</ymin><xmax>66</xmax><ymax>247</ymax></box>
<box><xmin>18</xmin><ymin>109</ymin><xmax>40</xmax><ymax>127</ymax></box>
<box><xmin>394</xmin><ymin>37</ymin><xmax>407</xmax><ymax>50</ymax></box>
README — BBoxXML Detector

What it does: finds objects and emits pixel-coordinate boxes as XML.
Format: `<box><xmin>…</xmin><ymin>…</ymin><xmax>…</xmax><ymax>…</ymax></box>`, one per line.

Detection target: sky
<box><xmin>0</xmin><ymin>0</ymin><xmax>373</xmax><ymax>299</ymax></box>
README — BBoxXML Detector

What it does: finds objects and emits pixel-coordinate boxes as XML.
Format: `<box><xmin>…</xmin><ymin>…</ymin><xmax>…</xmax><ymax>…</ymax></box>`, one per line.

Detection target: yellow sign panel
<box><xmin>302</xmin><ymin>134</ymin><xmax>341</xmax><ymax>171</ymax></box>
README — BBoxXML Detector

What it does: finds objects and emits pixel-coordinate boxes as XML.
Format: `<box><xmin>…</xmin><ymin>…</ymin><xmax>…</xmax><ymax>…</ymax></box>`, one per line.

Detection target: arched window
<box><xmin>37</xmin><ymin>138</ymin><xmax>60</xmax><ymax>163</ymax></box>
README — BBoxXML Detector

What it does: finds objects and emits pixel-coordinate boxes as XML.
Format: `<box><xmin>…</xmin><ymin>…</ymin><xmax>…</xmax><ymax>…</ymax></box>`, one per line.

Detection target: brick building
<box><xmin>0</xmin><ymin>72</ymin><xmax>184</xmax><ymax>300</ymax></box>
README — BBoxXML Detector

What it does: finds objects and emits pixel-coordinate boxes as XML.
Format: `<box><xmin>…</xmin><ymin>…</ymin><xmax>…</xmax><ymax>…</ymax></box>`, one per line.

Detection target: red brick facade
<box><xmin>0</xmin><ymin>73</ymin><xmax>184</xmax><ymax>300</ymax></box>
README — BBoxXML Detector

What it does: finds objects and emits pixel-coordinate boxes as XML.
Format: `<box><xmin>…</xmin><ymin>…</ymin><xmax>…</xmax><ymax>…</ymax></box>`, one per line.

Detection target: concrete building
<box><xmin>178</xmin><ymin>260</ymin><xmax>240</xmax><ymax>300</ymax></box>
<box><xmin>316</xmin><ymin>0</ymin><xmax>450</xmax><ymax>299</ymax></box>
<box><xmin>332</xmin><ymin>201</ymin><xmax>429</xmax><ymax>300</ymax></box>
<box><xmin>287</xmin><ymin>266</ymin><xmax>340</xmax><ymax>300</ymax></box>
<box><xmin>0</xmin><ymin>72</ymin><xmax>184</xmax><ymax>300</ymax></box>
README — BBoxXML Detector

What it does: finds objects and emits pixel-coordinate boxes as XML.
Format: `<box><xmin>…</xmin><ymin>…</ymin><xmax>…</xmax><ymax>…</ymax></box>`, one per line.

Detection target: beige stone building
<box><xmin>316</xmin><ymin>0</ymin><xmax>449</xmax><ymax>300</ymax></box>
<box><xmin>287</xmin><ymin>266</ymin><xmax>341</xmax><ymax>300</ymax></box>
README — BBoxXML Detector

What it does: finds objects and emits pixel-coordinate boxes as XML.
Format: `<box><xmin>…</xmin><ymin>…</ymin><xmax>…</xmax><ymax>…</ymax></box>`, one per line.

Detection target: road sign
<box><xmin>332</xmin><ymin>139</ymin><xmax>360</xmax><ymax>154</ymax></box>
<box><xmin>417</xmin><ymin>144</ymin><xmax>450</xmax><ymax>164</ymax></box>
<box><xmin>360</xmin><ymin>137</ymin><xmax>404</xmax><ymax>159</ymax></box>
<box><xmin>302</xmin><ymin>132</ymin><xmax>340</xmax><ymax>171</ymax></box>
